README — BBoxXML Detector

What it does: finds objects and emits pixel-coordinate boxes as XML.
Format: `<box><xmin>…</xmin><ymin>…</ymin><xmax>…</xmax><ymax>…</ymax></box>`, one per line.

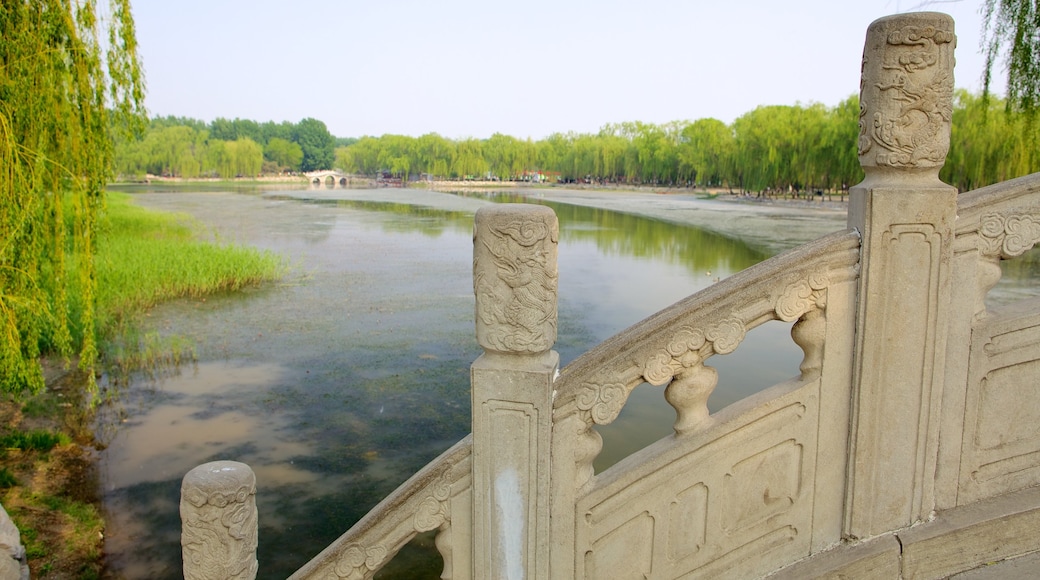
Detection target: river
<box><xmin>96</xmin><ymin>185</ymin><xmax>1032</xmax><ymax>578</ymax></box>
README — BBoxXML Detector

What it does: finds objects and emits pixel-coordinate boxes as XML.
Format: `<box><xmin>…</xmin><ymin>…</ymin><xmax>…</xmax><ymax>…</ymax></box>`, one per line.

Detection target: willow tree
<box><xmin>982</xmin><ymin>0</ymin><xmax>1040</xmax><ymax>113</ymax></box>
<box><xmin>0</xmin><ymin>0</ymin><xmax>146</xmax><ymax>393</ymax></box>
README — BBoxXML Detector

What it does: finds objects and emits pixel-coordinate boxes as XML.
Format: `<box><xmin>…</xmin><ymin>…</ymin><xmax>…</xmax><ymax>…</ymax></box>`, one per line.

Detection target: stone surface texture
<box><xmin>0</xmin><ymin>504</ymin><xmax>27</xmax><ymax>580</ymax></box>
<box><xmin>181</xmin><ymin>11</ymin><xmax>1040</xmax><ymax>580</ymax></box>
<box><xmin>471</xmin><ymin>204</ymin><xmax>558</xmax><ymax>580</ymax></box>
<box><xmin>181</xmin><ymin>461</ymin><xmax>258</xmax><ymax>580</ymax></box>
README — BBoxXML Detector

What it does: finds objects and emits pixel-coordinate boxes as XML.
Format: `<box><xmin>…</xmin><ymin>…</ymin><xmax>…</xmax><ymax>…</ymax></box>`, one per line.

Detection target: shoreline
<box><xmin>115</xmin><ymin>176</ymin><xmax>851</xmax><ymax>213</ymax></box>
<box><xmin>269</xmin><ymin>181</ymin><xmax>849</xmax><ymax>256</ymax></box>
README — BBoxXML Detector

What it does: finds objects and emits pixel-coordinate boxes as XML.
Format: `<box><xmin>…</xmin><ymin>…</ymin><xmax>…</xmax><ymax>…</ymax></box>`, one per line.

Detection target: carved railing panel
<box><xmin>548</xmin><ymin>230</ymin><xmax>860</xmax><ymax>575</ymax></box>
<box><xmin>935</xmin><ymin>172</ymin><xmax>1040</xmax><ymax>510</ymax></box>
<box><xmin>959</xmin><ymin>299</ymin><xmax>1040</xmax><ymax>505</ymax></box>
<box><xmin>289</xmin><ymin>437</ymin><xmax>472</xmax><ymax>580</ymax></box>
<box><xmin>954</xmin><ymin>172</ymin><xmax>1040</xmax><ymax>317</ymax></box>
<box><xmin>552</xmin><ymin>231</ymin><xmax>859</xmax><ymax>488</ymax></box>
<box><xmin>577</xmin><ymin>379</ymin><xmax>820</xmax><ymax>579</ymax></box>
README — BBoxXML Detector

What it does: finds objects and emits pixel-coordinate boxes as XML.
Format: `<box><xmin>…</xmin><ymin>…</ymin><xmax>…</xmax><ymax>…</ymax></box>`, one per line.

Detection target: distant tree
<box><xmin>452</xmin><ymin>138</ymin><xmax>488</xmax><ymax>178</ymax></box>
<box><xmin>415</xmin><ymin>133</ymin><xmax>454</xmax><ymax>178</ymax></box>
<box><xmin>678</xmin><ymin>118</ymin><xmax>735</xmax><ymax>188</ymax></box>
<box><xmin>232</xmin><ymin>118</ymin><xmax>262</xmax><ymax>143</ymax></box>
<box><xmin>0</xmin><ymin>0</ymin><xmax>146</xmax><ymax>392</ymax></box>
<box><xmin>150</xmin><ymin>115</ymin><xmax>207</xmax><ymax>131</ymax></box>
<box><xmin>982</xmin><ymin>0</ymin><xmax>1040</xmax><ymax>114</ymax></box>
<box><xmin>484</xmin><ymin>133</ymin><xmax>522</xmax><ymax>179</ymax></box>
<box><xmin>228</xmin><ymin>138</ymin><xmax>263</xmax><ymax>177</ymax></box>
<box><xmin>264</xmin><ymin>138</ymin><xmax>303</xmax><ymax>172</ymax></box>
<box><xmin>209</xmin><ymin>117</ymin><xmax>236</xmax><ymax>141</ymax></box>
<box><xmin>260</xmin><ymin>120</ymin><xmax>295</xmax><ymax>144</ymax></box>
<box><xmin>293</xmin><ymin>118</ymin><xmax>335</xmax><ymax>171</ymax></box>
<box><xmin>336</xmin><ymin>137</ymin><xmax>382</xmax><ymax>174</ymax></box>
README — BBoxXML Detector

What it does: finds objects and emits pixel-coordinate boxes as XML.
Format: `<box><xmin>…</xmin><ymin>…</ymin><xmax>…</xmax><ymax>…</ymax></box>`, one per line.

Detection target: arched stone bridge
<box><xmin>305</xmin><ymin>170</ymin><xmax>352</xmax><ymax>187</ymax></box>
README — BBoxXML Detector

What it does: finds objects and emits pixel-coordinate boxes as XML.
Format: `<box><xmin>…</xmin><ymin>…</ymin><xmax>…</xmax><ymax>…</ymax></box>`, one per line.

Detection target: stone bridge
<box><xmin>305</xmin><ymin>170</ymin><xmax>352</xmax><ymax>187</ymax></box>
<box><xmin>179</xmin><ymin>12</ymin><xmax>1040</xmax><ymax>579</ymax></box>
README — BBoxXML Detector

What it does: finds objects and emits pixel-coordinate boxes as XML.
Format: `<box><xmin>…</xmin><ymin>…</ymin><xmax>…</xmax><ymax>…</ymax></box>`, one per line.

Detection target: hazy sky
<box><xmin>132</xmin><ymin>0</ymin><xmax>1001</xmax><ymax>140</ymax></box>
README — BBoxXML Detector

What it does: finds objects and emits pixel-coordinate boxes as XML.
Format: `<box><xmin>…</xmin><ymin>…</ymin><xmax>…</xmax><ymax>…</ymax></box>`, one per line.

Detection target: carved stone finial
<box><xmin>473</xmin><ymin>204</ymin><xmax>559</xmax><ymax>354</ymax></box>
<box><xmin>858</xmin><ymin>12</ymin><xmax>955</xmax><ymax>178</ymax></box>
<box><xmin>181</xmin><ymin>461</ymin><xmax>258</xmax><ymax>580</ymax></box>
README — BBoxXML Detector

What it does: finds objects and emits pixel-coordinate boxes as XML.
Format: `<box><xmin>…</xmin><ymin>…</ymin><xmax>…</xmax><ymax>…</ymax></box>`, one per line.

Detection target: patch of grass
<box><xmin>4</xmin><ymin>488</ymin><xmax>104</xmax><ymax>578</ymax></box>
<box><xmin>93</xmin><ymin>192</ymin><xmax>286</xmax><ymax>373</ymax></box>
<box><xmin>0</xmin><ymin>468</ymin><xmax>18</xmax><ymax>488</ymax></box>
<box><xmin>0</xmin><ymin>364</ymin><xmax>108</xmax><ymax>578</ymax></box>
<box><xmin>0</xmin><ymin>430</ymin><xmax>70</xmax><ymax>452</ymax></box>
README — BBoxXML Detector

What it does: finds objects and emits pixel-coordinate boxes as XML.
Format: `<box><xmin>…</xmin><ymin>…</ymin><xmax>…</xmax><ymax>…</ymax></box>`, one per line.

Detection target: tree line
<box><xmin>116</xmin><ymin>90</ymin><xmax>1036</xmax><ymax>193</ymax></box>
<box><xmin>115</xmin><ymin>116</ymin><xmax>337</xmax><ymax>178</ymax></box>
<box><xmin>334</xmin><ymin>92</ymin><xmax>1035</xmax><ymax>194</ymax></box>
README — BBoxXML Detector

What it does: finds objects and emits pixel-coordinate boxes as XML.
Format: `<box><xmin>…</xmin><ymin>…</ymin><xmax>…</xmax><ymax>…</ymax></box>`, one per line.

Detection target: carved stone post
<box><xmin>845</xmin><ymin>12</ymin><xmax>958</xmax><ymax>539</ymax></box>
<box><xmin>181</xmin><ymin>461</ymin><xmax>259</xmax><ymax>580</ymax></box>
<box><xmin>471</xmin><ymin>204</ymin><xmax>559</xmax><ymax>580</ymax></box>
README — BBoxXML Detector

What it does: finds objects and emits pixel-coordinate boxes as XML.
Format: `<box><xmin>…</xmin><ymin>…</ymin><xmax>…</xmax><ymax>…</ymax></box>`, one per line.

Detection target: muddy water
<box><xmin>97</xmin><ymin>187</ymin><xmax>1035</xmax><ymax>579</ymax></box>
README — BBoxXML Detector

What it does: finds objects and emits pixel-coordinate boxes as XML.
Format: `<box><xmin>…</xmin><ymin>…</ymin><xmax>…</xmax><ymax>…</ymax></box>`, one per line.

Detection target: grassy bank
<box><xmin>96</xmin><ymin>191</ymin><xmax>286</xmax><ymax>377</ymax></box>
<box><xmin>2</xmin><ymin>191</ymin><xmax>286</xmax><ymax>578</ymax></box>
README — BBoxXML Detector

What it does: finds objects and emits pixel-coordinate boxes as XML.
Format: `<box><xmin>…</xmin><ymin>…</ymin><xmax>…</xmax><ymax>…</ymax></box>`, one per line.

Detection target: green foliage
<box><xmin>116</xmin><ymin>116</ymin><xmax>334</xmax><ymax>177</ymax></box>
<box><xmin>264</xmin><ymin>137</ymin><xmax>304</xmax><ymax>172</ymax></box>
<box><xmin>943</xmin><ymin>90</ymin><xmax>1039</xmax><ymax>190</ymax></box>
<box><xmin>0</xmin><ymin>468</ymin><xmax>16</xmax><ymax>489</ymax></box>
<box><xmin>0</xmin><ymin>430</ymin><xmax>71</xmax><ymax>453</ymax></box>
<box><xmin>982</xmin><ymin>0</ymin><xmax>1040</xmax><ymax>114</ymax></box>
<box><xmin>93</xmin><ymin>192</ymin><xmax>285</xmax><ymax>374</ymax></box>
<box><xmin>328</xmin><ymin>91</ymin><xmax>1033</xmax><ymax>193</ymax></box>
<box><xmin>95</xmin><ymin>192</ymin><xmax>286</xmax><ymax>337</ymax></box>
<box><xmin>294</xmin><ymin>117</ymin><xmax>336</xmax><ymax>171</ymax></box>
<box><xmin>0</xmin><ymin>0</ymin><xmax>146</xmax><ymax>394</ymax></box>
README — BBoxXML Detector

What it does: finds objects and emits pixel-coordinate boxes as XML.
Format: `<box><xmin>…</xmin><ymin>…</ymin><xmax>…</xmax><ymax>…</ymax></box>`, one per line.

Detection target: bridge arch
<box><xmin>305</xmin><ymin>170</ymin><xmax>350</xmax><ymax>188</ymax></box>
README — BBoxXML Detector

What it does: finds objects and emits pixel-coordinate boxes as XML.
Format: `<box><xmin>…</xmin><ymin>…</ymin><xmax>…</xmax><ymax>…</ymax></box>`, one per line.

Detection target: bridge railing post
<box><xmin>844</xmin><ymin>11</ymin><xmax>958</xmax><ymax>539</ymax></box>
<box><xmin>181</xmin><ymin>460</ymin><xmax>259</xmax><ymax>580</ymax></box>
<box><xmin>470</xmin><ymin>204</ymin><xmax>559</xmax><ymax>579</ymax></box>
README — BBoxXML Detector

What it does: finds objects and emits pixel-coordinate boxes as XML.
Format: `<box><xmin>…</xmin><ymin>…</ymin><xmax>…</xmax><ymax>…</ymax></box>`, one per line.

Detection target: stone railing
<box><xmin>547</xmin><ymin>229</ymin><xmax>861</xmax><ymax>578</ymax></box>
<box><xmin>289</xmin><ymin>438</ymin><xmax>472</xmax><ymax>579</ymax></box>
<box><xmin>178</xmin><ymin>11</ymin><xmax>1040</xmax><ymax>579</ymax></box>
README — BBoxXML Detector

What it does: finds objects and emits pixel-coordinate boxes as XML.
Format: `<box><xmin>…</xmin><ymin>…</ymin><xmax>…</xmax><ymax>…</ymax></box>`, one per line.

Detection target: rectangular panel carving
<box><xmin>722</xmin><ymin>439</ymin><xmax>803</xmax><ymax>534</ymax></box>
<box><xmin>576</xmin><ymin>384</ymin><xmax>819</xmax><ymax>579</ymax></box>
<box><xmin>960</xmin><ymin>307</ymin><xmax>1040</xmax><ymax>504</ymax></box>
<box><xmin>975</xmin><ymin>361</ymin><xmax>1040</xmax><ymax>450</ymax></box>
<box><xmin>476</xmin><ymin>400</ymin><xmax>538</xmax><ymax>579</ymax></box>
<box><xmin>584</xmin><ymin>512</ymin><xmax>654</xmax><ymax>580</ymax></box>
<box><xmin>848</xmin><ymin>219</ymin><xmax>948</xmax><ymax>536</ymax></box>
<box><xmin>668</xmin><ymin>483</ymin><xmax>707</xmax><ymax>561</ymax></box>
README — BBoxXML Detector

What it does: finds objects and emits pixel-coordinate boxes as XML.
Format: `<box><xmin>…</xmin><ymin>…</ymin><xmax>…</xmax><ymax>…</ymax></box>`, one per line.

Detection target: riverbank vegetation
<box><xmin>0</xmin><ymin>193</ymin><xmax>285</xmax><ymax>577</ymax></box>
<box><xmin>333</xmin><ymin>91</ymin><xmax>1036</xmax><ymax>194</ymax></box>
<box><xmin>0</xmin><ymin>365</ymin><xmax>106</xmax><ymax>579</ymax></box>
<box><xmin>114</xmin><ymin>115</ymin><xmax>337</xmax><ymax>178</ymax></box>
<box><xmin>0</xmin><ymin>0</ymin><xmax>146</xmax><ymax>395</ymax></box>
<box><xmin>95</xmin><ymin>192</ymin><xmax>286</xmax><ymax>378</ymax></box>
<box><xmin>117</xmin><ymin>90</ymin><xmax>1036</xmax><ymax>195</ymax></box>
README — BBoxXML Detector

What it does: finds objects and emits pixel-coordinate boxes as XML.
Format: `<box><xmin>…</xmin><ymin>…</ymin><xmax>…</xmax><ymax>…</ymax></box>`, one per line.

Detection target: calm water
<box><xmin>96</xmin><ymin>186</ymin><xmax>1034</xmax><ymax>578</ymax></box>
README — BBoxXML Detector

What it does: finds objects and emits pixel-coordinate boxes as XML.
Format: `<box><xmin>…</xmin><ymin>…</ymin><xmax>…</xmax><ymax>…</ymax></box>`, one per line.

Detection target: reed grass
<box><xmin>93</xmin><ymin>192</ymin><xmax>286</xmax><ymax>373</ymax></box>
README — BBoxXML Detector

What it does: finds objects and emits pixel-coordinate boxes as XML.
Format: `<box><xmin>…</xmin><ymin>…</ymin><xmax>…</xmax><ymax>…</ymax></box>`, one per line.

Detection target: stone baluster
<box><xmin>471</xmin><ymin>204</ymin><xmax>559</xmax><ymax>580</ymax></box>
<box><xmin>845</xmin><ymin>12</ymin><xmax>958</xmax><ymax>539</ymax></box>
<box><xmin>664</xmin><ymin>363</ymin><xmax>718</xmax><ymax>435</ymax></box>
<box><xmin>181</xmin><ymin>461</ymin><xmax>259</xmax><ymax>580</ymax></box>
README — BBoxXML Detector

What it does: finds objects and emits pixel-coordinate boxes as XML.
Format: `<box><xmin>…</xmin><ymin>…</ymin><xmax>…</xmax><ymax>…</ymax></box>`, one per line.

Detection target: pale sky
<box><xmin>132</xmin><ymin>0</ymin><xmax>1002</xmax><ymax>140</ymax></box>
